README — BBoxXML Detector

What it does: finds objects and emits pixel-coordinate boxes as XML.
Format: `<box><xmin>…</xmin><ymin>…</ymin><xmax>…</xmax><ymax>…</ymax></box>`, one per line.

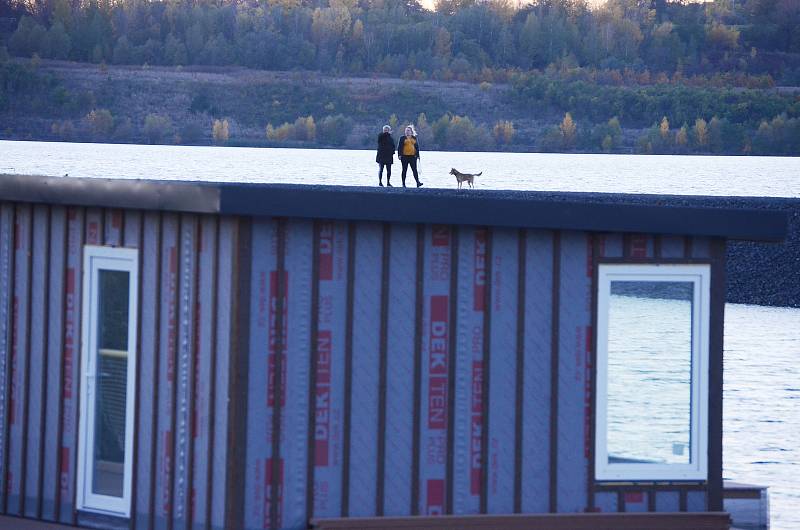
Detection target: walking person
<box><xmin>376</xmin><ymin>125</ymin><xmax>395</xmax><ymax>187</ymax></box>
<box><xmin>397</xmin><ymin>124</ymin><xmax>423</xmax><ymax>188</ymax></box>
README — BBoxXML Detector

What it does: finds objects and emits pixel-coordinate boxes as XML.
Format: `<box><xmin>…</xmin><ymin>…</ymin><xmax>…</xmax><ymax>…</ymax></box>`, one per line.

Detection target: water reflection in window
<box><xmin>93</xmin><ymin>269</ymin><xmax>129</xmax><ymax>498</ymax></box>
<box><xmin>606</xmin><ymin>281</ymin><xmax>693</xmax><ymax>466</ymax></box>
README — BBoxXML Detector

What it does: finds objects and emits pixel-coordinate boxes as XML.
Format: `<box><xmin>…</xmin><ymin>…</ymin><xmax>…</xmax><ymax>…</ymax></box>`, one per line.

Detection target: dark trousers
<box><xmin>378</xmin><ymin>163</ymin><xmax>391</xmax><ymax>184</ymax></box>
<box><xmin>400</xmin><ymin>156</ymin><xmax>420</xmax><ymax>186</ymax></box>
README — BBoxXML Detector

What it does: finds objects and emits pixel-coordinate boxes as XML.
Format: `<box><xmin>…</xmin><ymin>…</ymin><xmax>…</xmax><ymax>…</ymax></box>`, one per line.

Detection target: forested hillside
<box><xmin>1</xmin><ymin>0</ymin><xmax>798</xmax><ymax>154</ymax></box>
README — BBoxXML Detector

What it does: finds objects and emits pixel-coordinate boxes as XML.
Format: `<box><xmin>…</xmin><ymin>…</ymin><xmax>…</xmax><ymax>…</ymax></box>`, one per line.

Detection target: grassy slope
<box><xmin>0</xmin><ymin>60</ymin><xmax>567</xmax><ymax>148</ymax></box>
<box><xmin>4</xmin><ymin>60</ymin><xmax>796</xmax><ymax>151</ymax></box>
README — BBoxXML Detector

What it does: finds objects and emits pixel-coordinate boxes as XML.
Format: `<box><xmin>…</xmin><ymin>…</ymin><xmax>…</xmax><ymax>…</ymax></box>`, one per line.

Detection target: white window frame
<box><xmin>595</xmin><ymin>263</ymin><xmax>710</xmax><ymax>481</ymax></box>
<box><xmin>77</xmin><ymin>245</ymin><xmax>138</xmax><ymax>517</ymax></box>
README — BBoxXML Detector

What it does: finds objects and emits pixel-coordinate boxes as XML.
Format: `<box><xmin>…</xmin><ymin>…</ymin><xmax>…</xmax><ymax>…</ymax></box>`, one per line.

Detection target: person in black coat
<box><xmin>397</xmin><ymin>125</ymin><xmax>423</xmax><ymax>188</ymax></box>
<box><xmin>376</xmin><ymin>125</ymin><xmax>395</xmax><ymax>187</ymax></box>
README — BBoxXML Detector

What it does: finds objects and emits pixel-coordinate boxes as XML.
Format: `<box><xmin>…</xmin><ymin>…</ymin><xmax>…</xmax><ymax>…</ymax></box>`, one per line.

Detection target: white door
<box><xmin>77</xmin><ymin>246</ymin><xmax>138</xmax><ymax>517</ymax></box>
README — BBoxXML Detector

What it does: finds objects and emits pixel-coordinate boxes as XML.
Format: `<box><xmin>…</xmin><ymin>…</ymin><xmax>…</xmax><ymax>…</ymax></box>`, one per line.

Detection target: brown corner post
<box><xmin>224</xmin><ymin>216</ymin><xmax>252</xmax><ymax>529</ymax></box>
<box><xmin>707</xmin><ymin>238</ymin><xmax>726</xmax><ymax>511</ymax></box>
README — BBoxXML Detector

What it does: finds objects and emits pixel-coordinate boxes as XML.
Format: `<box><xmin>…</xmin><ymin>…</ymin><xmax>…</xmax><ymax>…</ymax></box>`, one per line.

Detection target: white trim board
<box><xmin>77</xmin><ymin>245</ymin><xmax>139</xmax><ymax>517</ymax></box>
<box><xmin>595</xmin><ymin>263</ymin><xmax>710</xmax><ymax>482</ymax></box>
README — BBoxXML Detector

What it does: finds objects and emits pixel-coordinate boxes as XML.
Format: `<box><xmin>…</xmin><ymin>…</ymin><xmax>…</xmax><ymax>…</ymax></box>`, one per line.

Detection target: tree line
<box><xmin>2</xmin><ymin>0</ymin><xmax>799</xmax><ymax>84</ymax></box>
<box><xmin>0</xmin><ymin>0</ymin><xmax>798</xmax><ymax>155</ymax></box>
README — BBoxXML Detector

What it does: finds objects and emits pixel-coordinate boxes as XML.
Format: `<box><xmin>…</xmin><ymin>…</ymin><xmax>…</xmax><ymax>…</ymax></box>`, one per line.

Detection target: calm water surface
<box><xmin>1</xmin><ymin>141</ymin><xmax>798</xmax><ymax>526</ymax></box>
<box><xmin>1</xmin><ymin>140</ymin><xmax>799</xmax><ymax>197</ymax></box>
<box><xmin>724</xmin><ymin>304</ymin><xmax>800</xmax><ymax>530</ymax></box>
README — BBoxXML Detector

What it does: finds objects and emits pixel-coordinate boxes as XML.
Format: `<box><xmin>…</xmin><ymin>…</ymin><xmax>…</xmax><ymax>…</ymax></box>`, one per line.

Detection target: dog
<box><xmin>449</xmin><ymin>168</ymin><xmax>482</xmax><ymax>189</ymax></box>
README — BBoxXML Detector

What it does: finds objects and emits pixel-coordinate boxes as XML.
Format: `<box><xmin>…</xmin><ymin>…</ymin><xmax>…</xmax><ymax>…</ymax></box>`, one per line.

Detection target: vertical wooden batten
<box><xmin>144</xmin><ymin>212</ymin><xmax>163</xmax><ymax>530</ymax></box>
<box><xmin>707</xmin><ymin>238</ymin><xmax>726</xmax><ymax>512</ymax></box>
<box><xmin>340</xmin><ymin>223</ymin><xmax>356</xmax><ymax>517</ymax></box>
<box><xmin>445</xmin><ymin>228</ymin><xmax>459</xmax><ymax>515</ymax></box>
<box><xmin>202</xmin><ymin>216</ymin><xmax>221</xmax><ymax>530</ymax></box>
<box><xmin>375</xmin><ymin>224</ymin><xmax>390</xmax><ymax>517</ymax></box>
<box><xmin>306</xmin><ymin>220</ymin><xmax>322</xmax><ymax>522</ymax></box>
<box><xmin>0</xmin><ymin>203</ymin><xmax>16</xmax><ymax>514</ymax></box>
<box><xmin>225</xmin><ymin>217</ymin><xmax>252</xmax><ymax>530</ymax></box>
<box><xmin>126</xmin><ymin>210</ymin><xmax>144</xmax><ymax>530</ymax></box>
<box><xmin>268</xmin><ymin>219</ymin><xmax>287</xmax><ymax>529</ymax></box>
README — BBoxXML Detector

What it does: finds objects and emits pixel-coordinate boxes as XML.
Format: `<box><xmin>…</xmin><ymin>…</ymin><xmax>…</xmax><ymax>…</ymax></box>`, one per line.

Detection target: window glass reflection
<box><xmin>606</xmin><ymin>280</ymin><xmax>693</xmax><ymax>466</ymax></box>
<box><xmin>92</xmin><ymin>269</ymin><xmax>129</xmax><ymax>498</ymax></box>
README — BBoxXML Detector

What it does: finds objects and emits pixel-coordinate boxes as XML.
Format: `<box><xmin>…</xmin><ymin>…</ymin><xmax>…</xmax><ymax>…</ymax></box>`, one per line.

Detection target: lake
<box><xmin>0</xmin><ymin>140</ymin><xmax>798</xmax><ymax>527</ymax></box>
<box><xmin>724</xmin><ymin>304</ymin><xmax>799</xmax><ymax>530</ymax></box>
<box><xmin>0</xmin><ymin>140</ymin><xmax>799</xmax><ymax>197</ymax></box>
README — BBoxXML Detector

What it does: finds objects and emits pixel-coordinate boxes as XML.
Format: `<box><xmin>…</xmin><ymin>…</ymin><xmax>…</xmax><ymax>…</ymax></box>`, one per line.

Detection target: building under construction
<box><xmin>0</xmin><ymin>174</ymin><xmax>786</xmax><ymax>529</ymax></box>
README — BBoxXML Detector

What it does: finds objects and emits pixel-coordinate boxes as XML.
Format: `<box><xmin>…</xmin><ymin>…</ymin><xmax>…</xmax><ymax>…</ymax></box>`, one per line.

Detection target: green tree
<box><xmin>317</xmin><ymin>114</ymin><xmax>354</xmax><ymax>146</ymax></box>
<box><xmin>180</xmin><ymin>122</ymin><xmax>204</xmax><ymax>144</ymax></box>
<box><xmin>9</xmin><ymin>17</ymin><xmax>47</xmax><ymax>57</ymax></box>
<box><xmin>45</xmin><ymin>21</ymin><xmax>71</xmax><ymax>59</ymax></box>
<box><xmin>112</xmin><ymin>37</ymin><xmax>132</xmax><ymax>64</ymax></box>
<box><xmin>708</xmin><ymin>116</ymin><xmax>724</xmax><ymax>153</ymax></box>
<box><xmin>143</xmin><ymin>113</ymin><xmax>173</xmax><ymax>144</ymax></box>
<box><xmin>86</xmin><ymin>108</ymin><xmax>114</xmax><ymax>139</ymax></box>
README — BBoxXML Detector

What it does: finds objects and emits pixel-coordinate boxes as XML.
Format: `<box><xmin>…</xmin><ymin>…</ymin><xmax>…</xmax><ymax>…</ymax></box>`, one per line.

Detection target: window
<box><xmin>77</xmin><ymin>246</ymin><xmax>138</xmax><ymax>516</ymax></box>
<box><xmin>595</xmin><ymin>263</ymin><xmax>709</xmax><ymax>481</ymax></box>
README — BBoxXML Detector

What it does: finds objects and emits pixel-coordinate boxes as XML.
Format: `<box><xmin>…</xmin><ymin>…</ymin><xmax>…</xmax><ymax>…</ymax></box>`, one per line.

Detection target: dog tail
<box><xmin>476</xmin><ymin>172</ymin><xmax>482</xmax><ymax>176</ymax></box>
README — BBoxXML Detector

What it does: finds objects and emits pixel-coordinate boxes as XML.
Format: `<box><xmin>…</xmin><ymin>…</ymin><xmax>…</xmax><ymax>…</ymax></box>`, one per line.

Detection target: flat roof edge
<box><xmin>0</xmin><ymin>175</ymin><xmax>789</xmax><ymax>242</ymax></box>
<box><xmin>219</xmin><ymin>184</ymin><xmax>789</xmax><ymax>242</ymax></box>
<box><xmin>0</xmin><ymin>174</ymin><xmax>220</xmax><ymax>214</ymax></box>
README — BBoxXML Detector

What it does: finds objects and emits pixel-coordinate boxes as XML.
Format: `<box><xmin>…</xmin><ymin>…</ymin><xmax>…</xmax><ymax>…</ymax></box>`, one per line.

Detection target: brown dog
<box><xmin>450</xmin><ymin>168</ymin><xmax>482</xmax><ymax>189</ymax></box>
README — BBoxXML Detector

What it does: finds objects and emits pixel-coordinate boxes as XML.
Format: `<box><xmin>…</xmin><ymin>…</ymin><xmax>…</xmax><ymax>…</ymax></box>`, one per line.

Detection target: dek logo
<box><xmin>426</xmin><ymin>479</ymin><xmax>445</xmax><ymax>515</ymax></box>
<box><xmin>428</xmin><ymin>296</ymin><xmax>448</xmax><ymax>430</ymax></box>
<box><xmin>432</xmin><ymin>225</ymin><xmax>449</xmax><ymax>247</ymax></box>
<box><xmin>470</xmin><ymin>360</ymin><xmax>483</xmax><ymax>495</ymax></box>
<box><xmin>315</xmin><ymin>330</ymin><xmax>332</xmax><ymax>466</ymax></box>
<box><xmin>474</xmin><ymin>229</ymin><xmax>487</xmax><ymax>311</ymax></box>
<box><xmin>319</xmin><ymin>222</ymin><xmax>334</xmax><ymax>280</ymax></box>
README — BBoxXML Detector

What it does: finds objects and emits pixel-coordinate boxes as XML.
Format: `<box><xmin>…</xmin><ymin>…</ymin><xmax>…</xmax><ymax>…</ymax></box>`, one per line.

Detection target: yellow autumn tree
<box><xmin>559</xmin><ymin>112</ymin><xmax>576</xmax><ymax>148</ymax></box>
<box><xmin>659</xmin><ymin>116</ymin><xmax>670</xmax><ymax>140</ymax></box>
<box><xmin>493</xmin><ymin>120</ymin><xmax>515</xmax><ymax>145</ymax></box>
<box><xmin>694</xmin><ymin>118</ymin><xmax>708</xmax><ymax>148</ymax></box>
<box><xmin>266</xmin><ymin>116</ymin><xmax>315</xmax><ymax>142</ymax></box>
<box><xmin>300</xmin><ymin>116</ymin><xmax>316</xmax><ymax>141</ymax></box>
<box><xmin>676</xmin><ymin>124</ymin><xmax>688</xmax><ymax>150</ymax></box>
<box><xmin>212</xmin><ymin>119</ymin><xmax>229</xmax><ymax>145</ymax></box>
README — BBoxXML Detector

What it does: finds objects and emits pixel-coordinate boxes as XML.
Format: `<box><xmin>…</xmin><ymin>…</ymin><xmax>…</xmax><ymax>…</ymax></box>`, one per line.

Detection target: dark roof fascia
<box><xmin>0</xmin><ymin>173</ymin><xmax>220</xmax><ymax>214</ymax></box>
<box><xmin>0</xmin><ymin>174</ymin><xmax>788</xmax><ymax>242</ymax></box>
<box><xmin>219</xmin><ymin>183</ymin><xmax>788</xmax><ymax>242</ymax></box>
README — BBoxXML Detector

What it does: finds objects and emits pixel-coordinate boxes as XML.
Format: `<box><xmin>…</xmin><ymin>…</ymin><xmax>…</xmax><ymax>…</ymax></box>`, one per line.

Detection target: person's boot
<box><xmin>379</xmin><ymin>179</ymin><xmax>383</xmax><ymax>186</ymax></box>
<box><xmin>416</xmin><ymin>178</ymin><xmax>423</xmax><ymax>188</ymax></box>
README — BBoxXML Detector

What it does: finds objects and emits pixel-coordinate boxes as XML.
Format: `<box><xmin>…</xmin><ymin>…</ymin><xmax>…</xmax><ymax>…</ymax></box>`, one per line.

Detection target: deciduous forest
<box><xmin>1</xmin><ymin>0</ymin><xmax>798</xmax><ymax>154</ymax></box>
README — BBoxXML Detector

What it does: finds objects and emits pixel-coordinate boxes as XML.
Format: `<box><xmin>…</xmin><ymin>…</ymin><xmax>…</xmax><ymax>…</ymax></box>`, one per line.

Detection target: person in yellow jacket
<box><xmin>397</xmin><ymin>125</ymin><xmax>423</xmax><ymax>188</ymax></box>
